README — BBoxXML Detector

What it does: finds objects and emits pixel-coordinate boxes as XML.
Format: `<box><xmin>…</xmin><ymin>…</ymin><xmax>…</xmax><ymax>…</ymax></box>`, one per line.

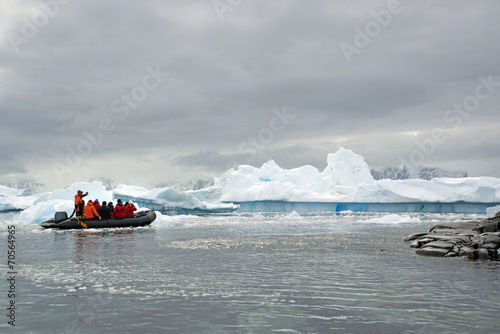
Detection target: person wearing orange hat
<box><xmin>74</xmin><ymin>190</ymin><xmax>88</xmax><ymax>217</ymax></box>
<box><xmin>83</xmin><ymin>200</ymin><xmax>101</xmax><ymax>220</ymax></box>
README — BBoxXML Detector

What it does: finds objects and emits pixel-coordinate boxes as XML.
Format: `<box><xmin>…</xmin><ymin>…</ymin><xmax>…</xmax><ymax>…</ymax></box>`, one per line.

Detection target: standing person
<box><xmin>74</xmin><ymin>190</ymin><xmax>88</xmax><ymax>217</ymax></box>
<box><xmin>107</xmin><ymin>202</ymin><xmax>115</xmax><ymax>218</ymax></box>
<box><xmin>98</xmin><ymin>201</ymin><xmax>111</xmax><ymax>220</ymax></box>
<box><xmin>125</xmin><ymin>201</ymin><xmax>137</xmax><ymax>218</ymax></box>
<box><xmin>83</xmin><ymin>200</ymin><xmax>100</xmax><ymax>220</ymax></box>
<box><xmin>113</xmin><ymin>199</ymin><xmax>126</xmax><ymax>219</ymax></box>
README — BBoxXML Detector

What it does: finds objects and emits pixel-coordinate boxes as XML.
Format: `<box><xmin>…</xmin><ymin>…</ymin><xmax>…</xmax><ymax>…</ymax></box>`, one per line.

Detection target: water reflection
<box><xmin>8</xmin><ymin>213</ymin><xmax>500</xmax><ymax>333</ymax></box>
<box><xmin>72</xmin><ymin>229</ymin><xmax>139</xmax><ymax>264</ymax></box>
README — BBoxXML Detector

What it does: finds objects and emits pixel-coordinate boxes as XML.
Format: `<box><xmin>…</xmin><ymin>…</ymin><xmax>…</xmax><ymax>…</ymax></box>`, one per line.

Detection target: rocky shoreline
<box><xmin>405</xmin><ymin>212</ymin><xmax>500</xmax><ymax>261</ymax></box>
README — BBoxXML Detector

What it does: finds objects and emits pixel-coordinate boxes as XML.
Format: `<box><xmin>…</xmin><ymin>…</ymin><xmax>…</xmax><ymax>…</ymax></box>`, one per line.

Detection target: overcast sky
<box><xmin>1</xmin><ymin>0</ymin><xmax>499</xmax><ymax>191</ymax></box>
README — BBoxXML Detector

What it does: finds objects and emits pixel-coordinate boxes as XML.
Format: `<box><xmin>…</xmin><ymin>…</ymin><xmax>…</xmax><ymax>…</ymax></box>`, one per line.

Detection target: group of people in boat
<box><xmin>75</xmin><ymin>190</ymin><xmax>136</xmax><ymax>220</ymax></box>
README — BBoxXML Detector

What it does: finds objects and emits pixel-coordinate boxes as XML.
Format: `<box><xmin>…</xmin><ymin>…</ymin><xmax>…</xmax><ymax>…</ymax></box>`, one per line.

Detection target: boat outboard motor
<box><xmin>54</xmin><ymin>211</ymin><xmax>68</xmax><ymax>223</ymax></box>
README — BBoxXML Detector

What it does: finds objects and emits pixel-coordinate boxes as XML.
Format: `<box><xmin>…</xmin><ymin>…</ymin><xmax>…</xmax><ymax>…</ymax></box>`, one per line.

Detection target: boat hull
<box><xmin>40</xmin><ymin>210</ymin><xmax>157</xmax><ymax>229</ymax></box>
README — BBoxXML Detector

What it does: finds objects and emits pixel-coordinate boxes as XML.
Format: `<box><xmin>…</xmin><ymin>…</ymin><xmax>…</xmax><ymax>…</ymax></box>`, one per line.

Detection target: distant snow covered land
<box><xmin>3</xmin><ymin>148</ymin><xmax>500</xmax><ymax>224</ymax></box>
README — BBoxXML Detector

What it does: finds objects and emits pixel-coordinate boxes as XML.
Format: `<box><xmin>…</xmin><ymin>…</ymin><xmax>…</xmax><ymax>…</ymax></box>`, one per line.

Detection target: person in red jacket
<box><xmin>93</xmin><ymin>199</ymin><xmax>101</xmax><ymax>212</ymax></box>
<box><xmin>83</xmin><ymin>200</ymin><xmax>101</xmax><ymax>220</ymax></box>
<box><xmin>125</xmin><ymin>201</ymin><xmax>137</xmax><ymax>218</ymax></box>
<box><xmin>113</xmin><ymin>199</ymin><xmax>126</xmax><ymax>219</ymax></box>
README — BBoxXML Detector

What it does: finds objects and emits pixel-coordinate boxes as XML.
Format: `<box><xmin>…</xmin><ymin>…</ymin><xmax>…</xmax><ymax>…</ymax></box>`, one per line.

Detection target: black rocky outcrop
<box><xmin>405</xmin><ymin>211</ymin><xmax>500</xmax><ymax>261</ymax></box>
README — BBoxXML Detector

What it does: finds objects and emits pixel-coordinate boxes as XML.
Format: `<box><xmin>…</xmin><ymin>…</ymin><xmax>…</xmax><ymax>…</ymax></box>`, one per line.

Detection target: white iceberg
<box><xmin>33</xmin><ymin>181</ymin><xmax>113</xmax><ymax>204</ymax></box>
<box><xmin>0</xmin><ymin>185</ymin><xmax>24</xmax><ymax>198</ymax></box>
<box><xmin>205</xmin><ymin>147</ymin><xmax>500</xmax><ymax>204</ymax></box>
<box><xmin>0</xmin><ymin>185</ymin><xmax>39</xmax><ymax>212</ymax></box>
<box><xmin>279</xmin><ymin>211</ymin><xmax>302</xmax><ymax>220</ymax></box>
<box><xmin>10</xmin><ymin>147</ymin><xmax>500</xmax><ymax>223</ymax></box>
<box><xmin>18</xmin><ymin>181</ymin><xmax>113</xmax><ymax>225</ymax></box>
<box><xmin>363</xmin><ymin>214</ymin><xmax>422</xmax><ymax>224</ymax></box>
<box><xmin>113</xmin><ymin>185</ymin><xmax>238</xmax><ymax>212</ymax></box>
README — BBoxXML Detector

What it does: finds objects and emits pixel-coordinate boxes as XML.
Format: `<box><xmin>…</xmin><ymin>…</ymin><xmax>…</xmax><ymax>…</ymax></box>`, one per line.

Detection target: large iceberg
<box><xmin>197</xmin><ymin>148</ymin><xmax>500</xmax><ymax>206</ymax></box>
<box><xmin>211</xmin><ymin>148</ymin><xmax>375</xmax><ymax>202</ymax></box>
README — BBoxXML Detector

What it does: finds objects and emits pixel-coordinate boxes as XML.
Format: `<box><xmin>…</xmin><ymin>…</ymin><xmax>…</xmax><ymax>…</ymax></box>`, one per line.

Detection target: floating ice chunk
<box><xmin>280</xmin><ymin>211</ymin><xmax>302</xmax><ymax>220</ymax></box>
<box><xmin>364</xmin><ymin>214</ymin><xmax>422</xmax><ymax>224</ymax></box>
<box><xmin>0</xmin><ymin>195</ymin><xmax>38</xmax><ymax>212</ymax></box>
<box><xmin>0</xmin><ymin>185</ymin><xmax>39</xmax><ymax>212</ymax></box>
<box><xmin>18</xmin><ymin>199</ymin><xmax>74</xmax><ymax>225</ymax></box>
<box><xmin>486</xmin><ymin>205</ymin><xmax>500</xmax><ymax>217</ymax></box>
<box><xmin>113</xmin><ymin>184</ymin><xmax>238</xmax><ymax>211</ymax></box>
<box><xmin>0</xmin><ymin>185</ymin><xmax>25</xmax><ymax>197</ymax></box>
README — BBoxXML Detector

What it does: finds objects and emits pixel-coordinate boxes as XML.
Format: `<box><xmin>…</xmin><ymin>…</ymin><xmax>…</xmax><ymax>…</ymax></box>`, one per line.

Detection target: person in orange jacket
<box><xmin>74</xmin><ymin>190</ymin><xmax>88</xmax><ymax>217</ymax></box>
<box><xmin>125</xmin><ymin>201</ymin><xmax>137</xmax><ymax>218</ymax></box>
<box><xmin>83</xmin><ymin>200</ymin><xmax>101</xmax><ymax>220</ymax></box>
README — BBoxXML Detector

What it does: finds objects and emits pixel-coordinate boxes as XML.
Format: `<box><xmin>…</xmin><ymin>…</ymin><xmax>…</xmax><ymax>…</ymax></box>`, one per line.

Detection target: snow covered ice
<box><xmin>17</xmin><ymin>181</ymin><xmax>237</xmax><ymax>224</ymax></box>
<box><xmin>7</xmin><ymin>148</ymin><xmax>500</xmax><ymax>223</ymax></box>
<box><xmin>362</xmin><ymin>214</ymin><xmax>422</xmax><ymax>224</ymax></box>
<box><xmin>0</xmin><ymin>184</ymin><xmax>39</xmax><ymax>212</ymax></box>
<box><xmin>113</xmin><ymin>184</ymin><xmax>238</xmax><ymax>212</ymax></box>
<box><xmin>18</xmin><ymin>181</ymin><xmax>113</xmax><ymax>225</ymax></box>
<box><xmin>204</xmin><ymin>148</ymin><xmax>500</xmax><ymax>204</ymax></box>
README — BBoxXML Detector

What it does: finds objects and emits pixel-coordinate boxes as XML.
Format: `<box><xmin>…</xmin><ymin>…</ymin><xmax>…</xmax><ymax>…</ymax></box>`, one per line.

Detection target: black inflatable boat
<box><xmin>40</xmin><ymin>210</ymin><xmax>157</xmax><ymax>229</ymax></box>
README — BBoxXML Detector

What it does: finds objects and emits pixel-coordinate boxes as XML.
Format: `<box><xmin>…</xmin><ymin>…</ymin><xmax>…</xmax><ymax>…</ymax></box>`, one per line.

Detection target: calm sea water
<box><xmin>1</xmin><ymin>212</ymin><xmax>499</xmax><ymax>334</ymax></box>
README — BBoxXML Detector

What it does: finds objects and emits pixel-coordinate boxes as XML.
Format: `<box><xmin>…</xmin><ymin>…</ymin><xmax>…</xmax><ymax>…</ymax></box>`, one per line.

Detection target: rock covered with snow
<box><xmin>370</xmin><ymin>166</ymin><xmax>468</xmax><ymax>181</ymax></box>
